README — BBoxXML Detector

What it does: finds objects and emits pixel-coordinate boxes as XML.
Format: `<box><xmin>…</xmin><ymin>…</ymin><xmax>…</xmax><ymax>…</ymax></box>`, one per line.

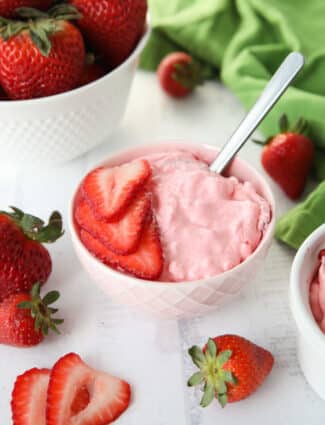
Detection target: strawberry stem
<box><xmin>291</xmin><ymin>116</ymin><xmax>308</xmax><ymax>134</ymax></box>
<box><xmin>172</xmin><ymin>61</ymin><xmax>203</xmax><ymax>89</ymax></box>
<box><xmin>18</xmin><ymin>283</ymin><xmax>64</xmax><ymax>336</ymax></box>
<box><xmin>0</xmin><ymin>4</ymin><xmax>81</xmax><ymax>56</ymax></box>
<box><xmin>278</xmin><ymin>113</ymin><xmax>309</xmax><ymax>135</ymax></box>
<box><xmin>252</xmin><ymin>138</ymin><xmax>266</xmax><ymax>146</ymax></box>
<box><xmin>279</xmin><ymin>114</ymin><xmax>289</xmax><ymax>133</ymax></box>
<box><xmin>187</xmin><ymin>338</ymin><xmax>237</xmax><ymax>408</ymax></box>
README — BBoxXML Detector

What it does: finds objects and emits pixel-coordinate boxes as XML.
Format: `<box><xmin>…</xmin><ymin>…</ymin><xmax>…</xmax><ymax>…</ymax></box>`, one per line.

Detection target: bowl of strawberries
<box><xmin>0</xmin><ymin>0</ymin><xmax>149</xmax><ymax>165</ymax></box>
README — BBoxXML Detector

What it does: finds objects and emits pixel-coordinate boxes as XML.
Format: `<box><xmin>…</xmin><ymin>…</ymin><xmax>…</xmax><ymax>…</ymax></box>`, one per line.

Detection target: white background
<box><xmin>0</xmin><ymin>71</ymin><xmax>324</xmax><ymax>424</ymax></box>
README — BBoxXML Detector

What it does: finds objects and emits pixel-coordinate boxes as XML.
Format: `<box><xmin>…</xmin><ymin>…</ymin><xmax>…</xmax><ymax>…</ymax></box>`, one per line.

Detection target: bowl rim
<box><xmin>290</xmin><ymin>223</ymin><xmax>325</xmax><ymax>348</ymax></box>
<box><xmin>69</xmin><ymin>141</ymin><xmax>276</xmax><ymax>288</ymax></box>
<box><xmin>0</xmin><ymin>23</ymin><xmax>151</xmax><ymax>106</ymax></box>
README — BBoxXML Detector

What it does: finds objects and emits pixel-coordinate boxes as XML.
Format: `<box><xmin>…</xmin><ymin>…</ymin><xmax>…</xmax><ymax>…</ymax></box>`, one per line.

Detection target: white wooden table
<box><xmin>0</xmin><ymin>71</ymin><xmax>324</xmax><ymax>424</ymax></box>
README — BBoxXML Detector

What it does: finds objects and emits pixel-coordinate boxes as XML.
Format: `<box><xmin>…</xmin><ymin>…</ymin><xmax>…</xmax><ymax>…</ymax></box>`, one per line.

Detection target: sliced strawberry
<box><xmin>75</xmin><ymin>191</ymin><xmax>151</xmax><ymax>254</ymax></box>
<box><xmin>11</xmin><ymin>368</ymin><xmax>50</xmax><ymax>425</ymax></box>
<box><xmin>46</xmin><ymin>353</ymin><xmax>131</xmax><ymax>425</ymax></box>
<box><xmin>80</xmin><ymin>215</ymin><xmax>164</xmax><ymax>280</ymax></box>
<box><xmin>82</xmin><ymin>159</ymin><xmax>151</xmax><ymax>221</ymax></box>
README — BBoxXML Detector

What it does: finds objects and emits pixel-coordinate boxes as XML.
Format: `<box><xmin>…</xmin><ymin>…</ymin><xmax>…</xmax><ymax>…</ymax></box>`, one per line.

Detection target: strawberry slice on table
<box><xmin>75</xmin><ymin>191</ymin><xmax>151</xmax><ymax>254</ymax></box>
<box><xmin>188</xmin><ymin>335</ymin><xmax>274</xmax><ymax>407</ymax></box>
<box><xmin>11</xmin><ymin>368</ymin><xmax>50</xmax><ymax>425</ymax></box>
<box><xmin>11</xmin><ymin>365</ymin><xmax>93</xmax><ymax>425</ymax></box>
<box><xmin>46</xmin><ymin>352</ymin><xmax>131</xmax><ymax>425</ymax></box>
<box><xmin>82</xmin><ymin>159</ymin><xmax>151</xmax><ymax>221</ymax></box>
<box><xmin>80</xmin><ymin>215</ymin><xmax>163</xmax><ymax>280</ymax></box>
<box><xmin>259</xmin><ymin>114</ymin><xmax>314</xmax><ymax>200</ymax></box>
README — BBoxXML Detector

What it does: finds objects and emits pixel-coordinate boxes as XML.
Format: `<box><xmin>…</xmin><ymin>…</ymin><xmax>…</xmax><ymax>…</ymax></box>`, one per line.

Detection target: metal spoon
<box><xmin>209</xmin><ymin>52</ymin><xmax>305</xmax><ymax>174</ymax></box>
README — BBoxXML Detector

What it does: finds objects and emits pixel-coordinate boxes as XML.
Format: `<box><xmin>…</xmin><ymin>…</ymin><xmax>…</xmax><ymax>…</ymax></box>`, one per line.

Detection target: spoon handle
<box><xmin>209</xmin><ymin>52</ymin><xmax>305</xmax><ymax>174</ymax></box>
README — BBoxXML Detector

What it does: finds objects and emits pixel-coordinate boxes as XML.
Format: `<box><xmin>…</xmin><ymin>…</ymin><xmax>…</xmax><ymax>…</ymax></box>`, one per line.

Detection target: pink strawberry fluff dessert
<box><xmin>309</xmin><ymin>250</ymin><xmax>325</xmax><ymax>332</ymax></box>
<box><xmin>141</xmin><ymin>150</ymin><xmax>271</xmax><ymax>282</ymax></box>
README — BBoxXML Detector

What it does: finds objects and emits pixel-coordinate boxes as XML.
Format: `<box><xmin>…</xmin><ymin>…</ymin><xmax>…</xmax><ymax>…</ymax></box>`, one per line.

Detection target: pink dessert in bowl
<box><xmin>69</xmin><ymin>142</ymin><xmax>275</xmax><ymax>319</ymax></box>
<box><xmin>290</xmin><ymin>224</ymin><xmax>325</xmax><ymax>399</ymax></box>
<box><xmin>138</xmin><ymin>150</ymin><xmax>271</xmax><ymax>282</ymax></box>
<box><xmin>309</xmin><ymin>251</ymin><xmax>325</xmax><ymax>332</ymax></box>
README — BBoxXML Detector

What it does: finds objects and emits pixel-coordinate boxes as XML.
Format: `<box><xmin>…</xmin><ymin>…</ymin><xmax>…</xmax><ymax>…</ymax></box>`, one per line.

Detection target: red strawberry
<box><xmin>80</xmin><ymin>214</ymin><xmax>163</xmax><ymax>280</ymax></box>
<box><xmin>46</xmin><ymin>352</ymin><xmax>131</xmax><ymax>425</ymax></box>
<box><xmin>11</xmin><ymin>368</ymin><xmax>50</xmax><ymax>425</ymax></box>
<box><xmin>0</xmin><ymin>84</ymin><xmax>8</xmax><ymax>99</ymax></box>
<box><xmin>75</xmin><ymin>191</ymin><xmax>151</xmax><ymax>254</ymax></box>
<box><xmin>260</xmin><ymin>114</ymin><xmax>314</xmax><ymax>199</ymax></box>
<box><xmin>0</xmin><ymin>5</ymin><xmax>85</xmax><ymax>100</ymax></box>
<box><xmin>0</xmin><ymin>207</ymin><xmax>63</xmax><ymax>301</ymax></box>
<box><xmin>158</xmin><ymin>52</ymin><xmax>202</xmax><ymax>98</ymax></box>
<box><xmin>79</xmin><ymin>53</ymin><xmax>106</xmax><ymax>87</ymax></box>
<box><xmin>69</xmin><ymin>0</ymin><xmax>147</xmax><ymax>68</ymax></box>
<box><xmin>11</xmin><ymin>366</ymin><xmax>91</xmax><ymax>425</ymax></box>
<box><xmin>0</xmin><ymin>283</ymin><xmax>63</xmax><ymax>347</ymax></box>
<box><xmin>82</xmin><ymin>159</ymin><xmax>151</xmax><ymax>221</ymax></box>
<box><xmin>0</xmin><ymin>1</ymin><xmax>53</xmax><ymax>18</ymax></box>
<box><xmin>188</xmin><ymin>335</ymin><xmax>274</xmax><ymax>407</ymax></box>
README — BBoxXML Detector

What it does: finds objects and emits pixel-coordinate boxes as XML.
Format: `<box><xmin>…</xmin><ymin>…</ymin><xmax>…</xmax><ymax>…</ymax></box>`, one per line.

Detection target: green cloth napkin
<box><xmin>275</xmin><ymin>182</ymin><xmax>325</xmax><ymax>249</ymax></box>
<box><xmin>141</xmin><ymin>0</ymin><xmax>325</xmax><ymax>180</ymax></box>
<box><xmin>141</xmin><ymin>0</ymin><xmax>325</xmax><ymax>248</ymax></box>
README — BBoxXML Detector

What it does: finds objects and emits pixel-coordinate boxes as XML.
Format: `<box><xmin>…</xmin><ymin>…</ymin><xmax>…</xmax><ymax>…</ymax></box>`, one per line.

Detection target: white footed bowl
<box><xmin>69</xmin><ymin>142</ymin><xmax>276</xmax><ymax>319</ymax></box>
<box><xmin>290</xmin><ymin>224</ymin><xmax>325</xmax><ymax>399</ymax></box>
<box><xmin>0</xmin><ymin>27</ymin><xmax>150</xmax><ymax>166</ymax></box>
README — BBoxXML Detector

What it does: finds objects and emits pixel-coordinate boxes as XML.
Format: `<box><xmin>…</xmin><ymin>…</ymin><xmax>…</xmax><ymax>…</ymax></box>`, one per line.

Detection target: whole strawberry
<box><xmin>0</xmin><ymin>0</ymin><xmax>53</xmax><ymax>18</ymax></box>
<box><xmin>0</xmin><ymin>4</ymin><xmax>85</xmax><ymax>100</ymax></box>
<box><xmin>260</xmin><ymin>114</ymin><xmax>314</xmax><ymax>199</ymax></box>
<box><xmin>0</xmin><ymin>207</ymin><xmax>63</xmax><ymax>301</ymax></box>
<box><xmin>78</xmin><ymin>53</ymin><xmax>106</xmax><ymax>87</ymax></box>
<box><xmin>0</xmin><ymin>283</ymin><xmax>63</xmax><ymax>347</ymax></box>
<box><xmin>158</xmin><ymin>52</ymin><xmax>202</xmax><ymax>98</ymax></box>
<box><xmin>0</xmin><ymin>85</ymin><xmax>7</xmax><ymax>100</ymax></box>
<box><xmin>188</xmin><ymin>335</ymin><xmax>274</xmax><ymax>407</ymax></box>
<box><xmin>70</xmin><ymin>0</ymin><xmax>147</xmax><ymax>68</ymax></box>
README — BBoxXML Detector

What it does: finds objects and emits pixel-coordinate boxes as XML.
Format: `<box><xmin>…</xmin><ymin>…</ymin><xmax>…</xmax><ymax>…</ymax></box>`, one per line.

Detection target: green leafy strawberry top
<box><xmin>0</xmin><ymin>4</ymin><xmax>81</xmax><ymax>56</ymax></box>
<box><xmin>1</xmin><ymin>206</ymin><xmax>64</xmax><ymax>243</ymax></box>
<box><xmin>188</xmin><ymin>338</ymin><xmax>237</xmax><ymax>408</ymax></box>
<box><xmin>173</xmin><ymin>60</ymin><xmax>203</xmax><ymax>90</ymax></box>
<box><xmin>254</xmin><ymin>113</ymin><xmax>310</xmax><ymax>146</ymax></box>
<box><xmin>18</xmin><ymin>282</ymin><xmax>64</xmax><ymax>335</ymax></box>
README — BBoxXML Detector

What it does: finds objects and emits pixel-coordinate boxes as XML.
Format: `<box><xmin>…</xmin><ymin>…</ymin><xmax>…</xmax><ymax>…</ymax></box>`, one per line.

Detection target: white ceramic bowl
<box><xmin>0</xmin><ymin>27</ymin><xmax>150</xmax><ymax>167</ymax></box>
<box><xmin>290</xmin><ymin>224</ymin><xmax>325</xmax><ymax>399</ymax></box>
<box><xmin>69</xmin><ymin>142</ymin><xmax>276</xmax><ymax>319</ymax></box>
